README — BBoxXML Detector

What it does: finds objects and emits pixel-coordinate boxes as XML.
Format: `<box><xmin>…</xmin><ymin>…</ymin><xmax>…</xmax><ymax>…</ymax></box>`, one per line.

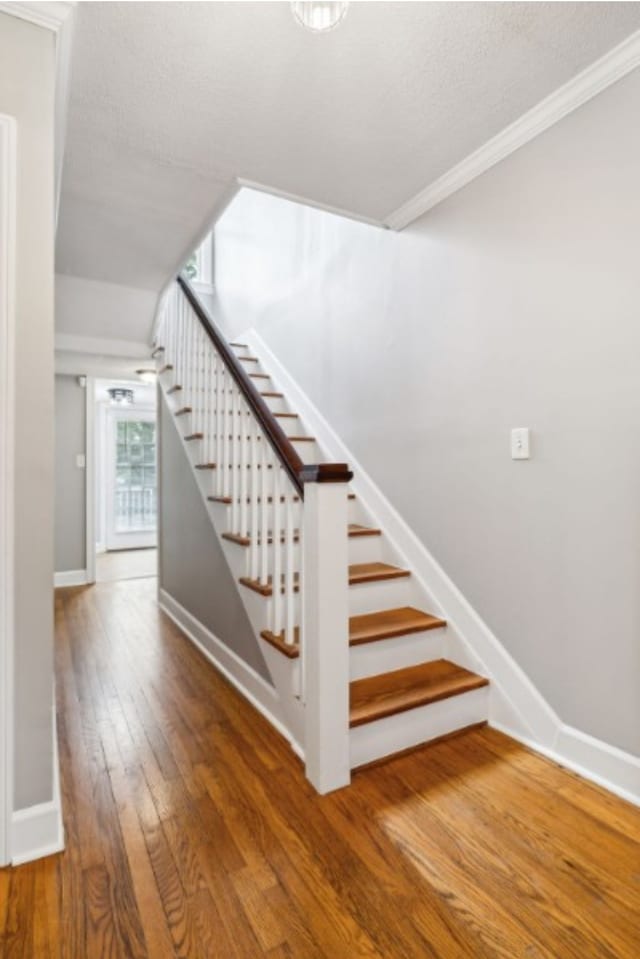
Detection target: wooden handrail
<box><xmin>177</xmin><ymin>275</ymin><xmax>352</xmax><ymax>496</ymax></box>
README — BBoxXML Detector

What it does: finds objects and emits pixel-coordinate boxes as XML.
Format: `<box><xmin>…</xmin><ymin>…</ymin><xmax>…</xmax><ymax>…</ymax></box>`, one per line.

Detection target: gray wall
<box><xmin>1</xmin><ymin>14</ymin><xmax>56</xmax><ymax>808</ymax></box>
<box><xmin>158</xmin><ymin>393</ymin><xmax>271</xmax><ymax>682</ymax></box>
<box><xmin>54</xmin><ymin>375</ymin><xmax>86</xmax><ymax>572</ymax></box>
<box><xmin>213</xmin><ymin>67</ymin><xmax>640</xmax><ymax>757</ymax></box>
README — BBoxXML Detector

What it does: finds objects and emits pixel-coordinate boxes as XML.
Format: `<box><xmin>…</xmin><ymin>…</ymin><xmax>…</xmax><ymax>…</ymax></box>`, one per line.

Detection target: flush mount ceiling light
<box><xmin>291</xmin><ymin>1</ymin><xmax>348</xmax><ymax>33</ymax></box>
<box><xmin>108</xmin><ymin>387</ymin><xmax>134</xmax><ymax>406</ymax></box>
<box><xmin>135</xmin><ymin>368</ymin><xmax>157</xmax><ymax>385</ymax></box>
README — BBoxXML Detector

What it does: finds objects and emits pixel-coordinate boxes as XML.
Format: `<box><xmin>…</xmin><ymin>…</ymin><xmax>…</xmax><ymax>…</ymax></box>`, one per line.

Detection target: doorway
<box><xmin>94</xmin><ymin>380</ymin><xmax>158</xmax><ymax>583</ymax></box>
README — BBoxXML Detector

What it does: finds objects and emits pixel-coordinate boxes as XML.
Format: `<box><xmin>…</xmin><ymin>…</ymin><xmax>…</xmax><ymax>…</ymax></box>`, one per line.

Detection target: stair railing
<box><xmin>155</xmin><ymin>275</ymin><xmax>353</xmax><ymax>793</ymax></box>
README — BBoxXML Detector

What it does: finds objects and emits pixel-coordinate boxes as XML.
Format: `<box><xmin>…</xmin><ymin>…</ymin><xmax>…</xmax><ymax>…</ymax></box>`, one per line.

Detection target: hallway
<box><xmin>1</xmin><ymin>578</ymin><xmax>639</xmax><ymax>957</ymax></box>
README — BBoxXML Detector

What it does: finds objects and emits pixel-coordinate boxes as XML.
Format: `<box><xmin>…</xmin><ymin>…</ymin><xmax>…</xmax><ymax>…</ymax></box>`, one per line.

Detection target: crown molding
<box><xmin>385</xmin><ymin>28</ymin><xmax>640</xmax><ymax>231</ymax></box>
<box><xmin>0</xmin><ymin>1</ymin><xmax>74</xmax><ymax>32</ymax></box>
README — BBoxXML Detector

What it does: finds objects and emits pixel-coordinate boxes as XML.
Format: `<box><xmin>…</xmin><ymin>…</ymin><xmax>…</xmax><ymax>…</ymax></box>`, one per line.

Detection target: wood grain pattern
<box><xmin>349</xmin><ymin>659</ymin><xmax>489</xmax><ymax>727</ymax></box>
<box><xmin>3</xmin><ymin>578</ymin><xmax>638</xmax><ymax>958</ymax></box>
<box><xmin>349</xmin><ymin>606</ymin><xmax>446</xmax><ymax>644</ymax></box>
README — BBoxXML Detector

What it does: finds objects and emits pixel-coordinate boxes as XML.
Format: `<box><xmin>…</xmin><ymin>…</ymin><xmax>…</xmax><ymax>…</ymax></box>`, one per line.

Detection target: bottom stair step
<box><xmin>349</xmin><ymin>659</ymin><xmax>488</xmax><ymax>728</ymax></box>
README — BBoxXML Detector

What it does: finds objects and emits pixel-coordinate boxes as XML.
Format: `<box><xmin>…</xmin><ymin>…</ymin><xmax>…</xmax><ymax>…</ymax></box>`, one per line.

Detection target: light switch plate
<box><xmin>511</xmin><ymin>428</ymin><xmax>530</xmax><ymax>460</ymax></box>
<box><xmin>75</xmin><ymin>453</ymin><xmax>86</xmax><ymax>469</ymax></box>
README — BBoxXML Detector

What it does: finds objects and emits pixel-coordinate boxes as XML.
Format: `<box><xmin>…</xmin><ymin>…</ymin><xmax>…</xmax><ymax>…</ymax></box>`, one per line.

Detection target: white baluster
<box><xmin>259</xmin><ymin>436</ymin><xmax>269</xmax><ymax>587</ymax></box>
<box><xmin>239</xmin><ymin>400</ymin><xmax>249</xmax><ymax>538</ymax></box>
<box><xmin>230</xmin><ymin>386</ymin><xmax>239</xmax><ymax>533</ymax></box>
<box><xmin>272</xmin><ymin>461</ymin><xmax>283</xmax><ymax>636</ymax></box>
<box><xmin>249</xmin><ymin>417</ymin><xmax>259</xmax><ymax>581</ymax></box>
<box><xmin>284</xmin><ymin>485</ymin><xmax>296</xmax><ymax>646</ymax></box>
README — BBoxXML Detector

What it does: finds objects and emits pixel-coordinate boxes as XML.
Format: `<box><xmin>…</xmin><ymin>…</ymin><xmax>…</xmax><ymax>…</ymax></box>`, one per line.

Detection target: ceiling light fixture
<box><xmin>291</xmin><ymin>1</ymin><xmax>348</xmax><ymax>33</ymax></box>
<box><xmin>136</xmin><ymin>368</ymin><xmax>157</xmax><ymax>385</ymax></box>
<box><xmin>108</xmin><ymin>387</ymin><xmax>134</xmax><ymax>406</ymax></box>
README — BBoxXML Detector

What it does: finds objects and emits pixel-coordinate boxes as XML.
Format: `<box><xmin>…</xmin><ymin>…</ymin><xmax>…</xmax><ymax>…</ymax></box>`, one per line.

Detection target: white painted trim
<box><xmin>158</xmin><ymin>588</ymin><xmax>303</xmax><ymax>759</ymax></box>
<box><xmin>11</xmin><ymin>802</ymin><xmax>64</xmax><ymax>865</ymax></box>
<box><xmin>0</xmin><ymin>112</ymin><xmax>16</xmax><ymax>867</ymax></box>
<box><xmin>54</xmin><ymin>569</ymin><xmax>88</xmax><ymax>588</ymax></box>
<box><xmin>11</xmin><ymin>701</ymin><xmax>64</xmax><ymax>865</ymax></box>
<box><xmin>385</xmin><ymin>29</ymin><xmax>640</xmax><ymax>230</ymax></box>
<box><xmin>0</xmin><ymin>1</ymin><xmax>73</xmax><ymax>32</ymax></box>
<box><xmin>0</xmin><ymin>3</ymin><xmax>77</xmax><ymax>229</ymax></box>
<box><xmin>85</xmin><ymin>376</ymin><xmax>96</xmax><ymax>584</ymax></box>
<box><xmin>493</xmin><ymin>721</ymin><xmax>640</xmax><ymax>808</ymax></box>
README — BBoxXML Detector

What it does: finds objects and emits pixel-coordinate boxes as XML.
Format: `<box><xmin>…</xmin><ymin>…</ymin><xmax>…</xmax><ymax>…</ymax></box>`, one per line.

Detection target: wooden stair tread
<box><xmin>239</xmin><ymin>573</ymin><xmax>299</xmax><ymax>597</ymax></box>
<box><xmin>241</xmin><ymin>563</ymin><xmax>407</xmax><ymax>596</ymax></box>
<box><xmin>158</xmin><ymin>363</ymin><xmax>174</xmax><ymax>374</ymax></box>
<box><xmin>185</xmin><ymin>433</ymin><xmax>203</xmax><ymax>441</ymax></box>
<box><xmin>349</xmin><ymin>660</ymin><xmax>489</xmax><ymax>728</ymax></box>
<box><xmin>261</xmin><ymin>606</ymin><xmax>445</xmax><ymax>659</ymax></box>
<box><xmin>224</xmin><ymin>524</ymin><xmax>378</xmax><ymax>548</ymax></box>
<box><xmin>348</xmin><ymin>562</ymin><xmax>410</xmax><ymax>585</ymax></box>
<box><xmin>167</xmin><ymin>385</ymin><xmax>182</xmax><ymax>394</ymax></box>
<box><xmin>261</xmin><ymin>392</ymin><xmax>284</xmax><ymax>398</ymax></box>
<box><xmin>260</xmin><ymin>627</ymin><xmax>300</xmax><ymax>658</ymax></box>
<box><xmin>174</xmin><ymin>406</ymin><xmax>192</xmax><ymax>416</ymax></box>
<box><xmin>249</xmin><ymin>373</ymin><xmax>270</xmax><ymax>379</ymax></box>
<box><xmin>229</xmin><ymin>342</ymin><xmax>248</xmax><ymax>348</ymax></box>
<box><xmin>348</xmin><ymin>524</ymin><xmax>381</xmax><ymax>537</ymax></box>
<box><xmin>349</xmin><ymin>606</ymin><xmax>446</xmax><ymax>645</ymax></box>
<box><xmin>208</xmin><ymin>494</ymin><xmax>300</xmax><ymax>505</ymax></box>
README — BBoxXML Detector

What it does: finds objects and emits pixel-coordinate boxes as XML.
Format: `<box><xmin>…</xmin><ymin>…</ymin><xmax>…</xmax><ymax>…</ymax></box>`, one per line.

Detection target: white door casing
<box><xmin>0</xmin><ymin>112</ymin><xmax>16</xmax><ymax>866</ymax></box>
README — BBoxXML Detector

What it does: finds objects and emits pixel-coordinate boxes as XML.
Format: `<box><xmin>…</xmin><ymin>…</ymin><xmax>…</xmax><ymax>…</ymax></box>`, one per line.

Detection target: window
<box><xmin>186</xmin><ymin>232</ymin><xmax>214</xmax><ymax>293</ymax></box>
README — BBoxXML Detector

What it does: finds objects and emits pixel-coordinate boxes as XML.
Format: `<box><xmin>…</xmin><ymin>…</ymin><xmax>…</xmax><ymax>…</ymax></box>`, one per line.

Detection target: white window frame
<box><xmin>0</xmin><ymin>113</ymin><xmax>16</xmax><ymax>866</ymax></box>
<box><xmin>191</xmin><ymin>232</ymin><xmax>214</xmax><ymax>295</ymax></box>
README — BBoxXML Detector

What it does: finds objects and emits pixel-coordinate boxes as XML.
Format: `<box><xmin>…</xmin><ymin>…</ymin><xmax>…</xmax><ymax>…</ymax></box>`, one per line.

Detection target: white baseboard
<box><xmin>158</xmin><ymin>588</ymin><xmax>303</xmax><ymax>758</ymax></box>
<box><xmin>493</xmin><ymin>721</ymin><xmax>640</xmax><ymax>808</ymax></box>
<box><xmin>11</xmin><ymin>703</ymin><xmax>64</xmax><ymax>865</ymax></box>
<box><xmin>54</xmin><ymin>569</ymin><xmax>88</xmax><ymax>587</ymax></box>
<box><xmin>244</xmin><ymin>328</ymin><xmax>640</xmax><ymax>806</ymax></box>
<box><xmin>12</xmin><ymin>799</ymin><xmax>64</xmax><ymax>866</ymax></box>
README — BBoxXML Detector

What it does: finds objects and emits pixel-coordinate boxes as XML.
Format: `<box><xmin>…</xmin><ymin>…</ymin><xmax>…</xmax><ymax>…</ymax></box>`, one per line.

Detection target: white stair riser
<box><xmin>349</xmin><ymin>686</ymin><xmax>489</xmax><ymax>768</ymax></box>
<box><xmin>347</xmin><ymin>576</ymin><xmax>419</xmax><ymax>615</ymax></box>
<box><xmin>349</xmin><ymin>628</ymin><xmax>446</xmax><ymax>681</ymax></box>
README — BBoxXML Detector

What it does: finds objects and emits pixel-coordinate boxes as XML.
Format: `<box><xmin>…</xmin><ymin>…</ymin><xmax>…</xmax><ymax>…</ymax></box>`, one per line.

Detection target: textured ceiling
<box><xmin>57</xmin><ymin>1</ymin><xmax>640</xmax><ymax>303</ymax></box>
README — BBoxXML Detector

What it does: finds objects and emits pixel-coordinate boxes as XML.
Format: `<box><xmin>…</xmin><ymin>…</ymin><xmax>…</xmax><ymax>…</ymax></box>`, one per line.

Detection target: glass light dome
<box><xmin>291</xmin><ymin>1</ymin><xmax>348</xmax><ymax>33</ymax></box>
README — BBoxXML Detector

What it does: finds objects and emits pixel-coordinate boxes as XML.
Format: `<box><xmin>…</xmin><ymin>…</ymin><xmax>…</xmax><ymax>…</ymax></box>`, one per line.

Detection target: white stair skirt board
<box><xmin>242</xmin><ymin>329</ymin><xmax>640</xmax><ymax>803</ymax></box>
<box><xmin>350</xmin><ymin>687</ymin><xmax>489</xmax><ymax>770</ymax></box>
<box><xmin>54</xmin><ymin>569</ymin><xmax>88</xmax><ymax>588</ymax></box>
<box><xmin>12</xmin><ymin>703</ymin><xmax>64</xmax><ymax>865</ymax></box>
<box><xmin>158</xmin><ymin>588</ymin><xmax>304</xmax><ymax>761</ymax></box>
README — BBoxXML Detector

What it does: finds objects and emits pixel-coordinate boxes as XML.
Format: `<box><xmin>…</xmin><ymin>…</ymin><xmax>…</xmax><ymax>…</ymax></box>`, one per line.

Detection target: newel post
<box><xmin>301</xmin><ymin>466</ymin><xmax>352</xmax><ymax>794</ymax></box>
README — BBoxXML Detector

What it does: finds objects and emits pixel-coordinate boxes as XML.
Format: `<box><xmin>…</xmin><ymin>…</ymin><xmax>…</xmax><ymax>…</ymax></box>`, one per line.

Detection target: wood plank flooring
<box><xmin>1</xmin><ymin>577</ymin><xmax>639</xmax><ymax>957</ymax></box>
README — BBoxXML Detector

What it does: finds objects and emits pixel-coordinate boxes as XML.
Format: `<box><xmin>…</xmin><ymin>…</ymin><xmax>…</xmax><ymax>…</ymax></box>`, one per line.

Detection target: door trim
<box><xmin>0</xmin><ymin>113</ymin><xmax>17</xmax><ymax>866</ymax></box>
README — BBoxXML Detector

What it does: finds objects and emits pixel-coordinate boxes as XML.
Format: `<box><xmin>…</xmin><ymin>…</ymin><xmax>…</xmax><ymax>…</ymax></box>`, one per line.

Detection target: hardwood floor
<box><xmin>2</xmin><ymin>578</ymin><xmax>639</xmax><ymax>957</ymax></box>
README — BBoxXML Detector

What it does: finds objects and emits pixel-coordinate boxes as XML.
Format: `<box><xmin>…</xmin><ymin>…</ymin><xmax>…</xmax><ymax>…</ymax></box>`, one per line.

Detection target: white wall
<box><xmin>0</xmin><ymin>13</ymin><xmax>56</xmax><ymax>809</ymax></box>
<box><xmin>213</xmin><ymin>66</ymin><xmax>640</xmax><ymax>758</ymax></box>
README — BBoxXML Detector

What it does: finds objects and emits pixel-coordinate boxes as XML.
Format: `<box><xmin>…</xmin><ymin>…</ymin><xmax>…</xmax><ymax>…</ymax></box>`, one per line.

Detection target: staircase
<box><xmin>155</xmin><ymin>276</ymin><xmax>489</xmax><ymax>792</ymax></box>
